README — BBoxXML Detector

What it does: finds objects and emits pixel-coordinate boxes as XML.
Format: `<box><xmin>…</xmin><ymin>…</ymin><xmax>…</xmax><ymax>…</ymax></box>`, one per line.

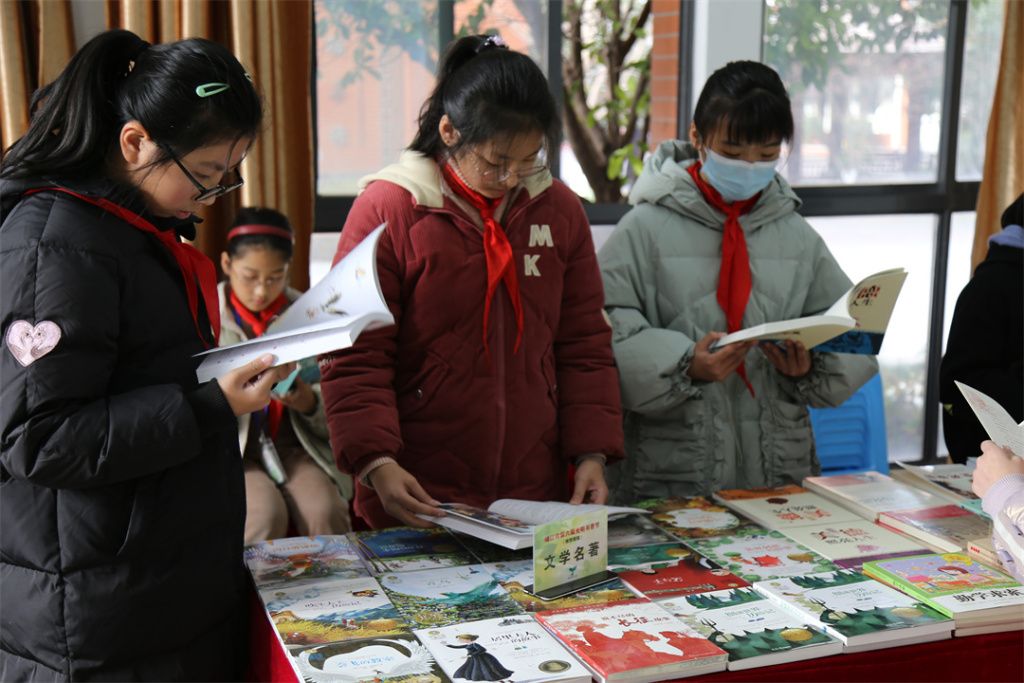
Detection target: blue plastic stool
<box><xmin>808</xmin><ymin>373</ymin><xmax>889</xmax><ymax>474</ymax></box>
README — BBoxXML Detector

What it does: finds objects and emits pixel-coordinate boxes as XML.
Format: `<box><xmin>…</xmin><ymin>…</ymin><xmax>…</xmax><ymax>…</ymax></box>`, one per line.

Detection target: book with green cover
<box><xmin>684</xmin><ymin>531</ymin><xmax>837</xmax><ymax>582</ymax></box>
<box><xmin>635</xmin><ymin>497</ymin><xmax>767</xmax><ymax>540</ymax></box>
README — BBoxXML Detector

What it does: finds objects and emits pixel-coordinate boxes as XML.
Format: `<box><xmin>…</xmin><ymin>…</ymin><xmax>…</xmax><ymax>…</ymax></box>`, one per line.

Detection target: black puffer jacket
<box><xmin>0</xmin><ymin>178</ymin><xmax>247</xmax><ymax>681</ymax></box>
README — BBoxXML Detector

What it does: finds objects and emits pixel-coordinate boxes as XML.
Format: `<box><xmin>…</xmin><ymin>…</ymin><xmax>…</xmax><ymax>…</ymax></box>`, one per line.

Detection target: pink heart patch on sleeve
<box><xmin>5</xmin><ymin>320</ymin><xmax>62</xmax><ymax>367</ymax></box>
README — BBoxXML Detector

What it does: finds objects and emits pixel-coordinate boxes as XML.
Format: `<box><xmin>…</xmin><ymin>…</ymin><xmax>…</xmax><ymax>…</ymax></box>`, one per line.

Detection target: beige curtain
<box><xmin>0</xmin><ymin>0</ymin><xmax>75</xmax><ymax>151</ymax></box>
<box><xmin>973</xmin><ymin>0</ymin><xmax>1024</xmax><ymax>270</ymax></box>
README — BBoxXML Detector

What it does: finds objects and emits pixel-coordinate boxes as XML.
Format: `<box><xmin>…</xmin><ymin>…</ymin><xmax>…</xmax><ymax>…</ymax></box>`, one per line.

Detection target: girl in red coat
<box><xmin>320</xmin><ymin>34</ymin><xmax>624</xmax><ymax>528</ymax></box>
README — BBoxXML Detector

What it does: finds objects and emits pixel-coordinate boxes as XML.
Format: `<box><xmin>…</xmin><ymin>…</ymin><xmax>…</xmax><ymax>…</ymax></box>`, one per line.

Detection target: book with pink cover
<box><xmin>877</xmin><ymin>505</ymin><xmax>992</xmax><ymax>553</ymax></box>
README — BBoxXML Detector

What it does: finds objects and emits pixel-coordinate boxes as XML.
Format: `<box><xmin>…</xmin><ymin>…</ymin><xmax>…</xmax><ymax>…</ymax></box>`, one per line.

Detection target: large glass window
<box><xmin>764</xmin><ymin>1</ymin><xmax>949</xmax><ymax>187</ymax></box>
<box><xmin>956</xmin><ymin>0</ymin><xmax>1005</xmax><ymax>180</ymax></box>
<box><xmin>453</xmin><ymin>0</ymin><xmax>549</xmax><ymax>70</ymax></box>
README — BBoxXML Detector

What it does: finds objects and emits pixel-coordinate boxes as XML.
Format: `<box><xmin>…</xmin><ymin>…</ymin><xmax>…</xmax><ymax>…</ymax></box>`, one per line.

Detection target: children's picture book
<box><xmin>195</xmin><ymin>224</ymin><xmax>394</xmax><ymax>382</ymax></box>
<box><xmin>616</xmin><ymin>553</ymin><xmax>750</xmax><ymax>599</ymax></box>
<box><xmin>415</xmin><ymin>614</ymin><xmax>590</xmax><ymax>683</ymax></box>
<box><xmin>877</xmin><ymin>504</ymin><xmax>993</xmax><ymax>553</ymax></box>
<box><xmin>803</xmin><ymin>471</ymin><xmax>949</xmax><ymax>520</ymax></box>
<box><xmin>534</xmin><ymin>598</ymin><xmax>729</xmax><ymax>682</ymax></box>
<box><xmin>657</xmin><ymin>588</ymin><xmax>842</xmax><ymax>670</ymax></box>
<box><xmin>753</xmin><ymin>569</ymin><xmax>952</xmax><ymax>652</ymax></box>
<box><xmin>634</xmin><ymin>497</ymin><xmax>766</xmax><ymax>540</ymax></box>
<box><xmin>711</xmin><ymin>268</ymin><xmax>907</xmax><ymax>353</ymax></box>
<box><xmin>684</xmin><ymin>531</ymin><xmax>836</xmax><ymax>582</ymax></box>
<box><xmin>608</xmin><ymin>514</ymin><xmax>677</xmax><ymax>548</ymax></box>
<box><xmin>780</xmin><ymin>519</ymin><xmax>929</xmax><ymax>569</ymax></box>
<box><xmin>955</xmin><ymin>380</ymin><xmax>1024</xmax><ymax>457</ymax></box>
<box><xmin>292</xmin><ymin>632</ymin><xmax>451</xmax><ymax>683</ymax></box>
<box><xmin>351</xmin><ymin>527</ymin><xmax>476</xmax><ymax>574</ymax></box>
<box><xmin>608</xmin><ymin>543</ymin><xmax>698</xmax><ymax>572</ymax></box>
<box><xmin>892</xmin><ymin>462</ymin><xmax>980</xmax><ymax>503</ymax></box>
<box><xmin>862</xmin><ymin>553</ymin><xmax>1024</xmax><ymax>635</ymax></box>
<box><xmin>258</xmin><ymin>576</ymin><xmax>407</xmax><ymax>649</ymax></box>
<box><xmin>378</xmin><ymin>564</ymin><xmax>523</xmax><ymax>629</ymax></box>
<box><xmin>451</xmin><ymin>532</ymin><xmax>534</xmax><ymax>565</ymax></box>
<box><xmin>244</xmin><ymin>535</ymin><xmax>370</xmax><ymax>589</ymax></box>
<box><xmin>484</xmin><ymin>560</ymin><xmax>636</xmax><ymax>613</ymax></box>
<box><xmin>712</xmin><ymin>485</ymin><xmax>862</xmax><ymax>530</ymax></box>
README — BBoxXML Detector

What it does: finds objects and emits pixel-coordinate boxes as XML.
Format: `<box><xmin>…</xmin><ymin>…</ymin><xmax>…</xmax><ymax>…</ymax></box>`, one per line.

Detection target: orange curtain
<box><xmin>973</xmin><ymin>0</ymin><xmax>1024</xmax><ymax>270</ymax></box>
<box><xmin>0</xmin><ymin>0</ymin><xmax>74</xmax><ymax>151</ymax></box>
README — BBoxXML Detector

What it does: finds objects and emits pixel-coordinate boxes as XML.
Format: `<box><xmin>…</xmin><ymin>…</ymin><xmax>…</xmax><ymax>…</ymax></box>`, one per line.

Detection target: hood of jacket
<box><xmin>627</xmin><ymin>139</ymin><xmax>803</xmax><ymax>232</ymax></box>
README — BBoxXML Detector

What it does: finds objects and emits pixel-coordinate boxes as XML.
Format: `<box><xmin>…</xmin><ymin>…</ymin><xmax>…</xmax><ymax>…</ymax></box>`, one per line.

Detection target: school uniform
<box><xmin>319</xmin><ymin>151</ymin><xmax>624</xmax><ymax>528</ymax></box>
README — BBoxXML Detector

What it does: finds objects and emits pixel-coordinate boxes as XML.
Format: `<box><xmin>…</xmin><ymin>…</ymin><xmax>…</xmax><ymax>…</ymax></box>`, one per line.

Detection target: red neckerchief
<box><xmin>686</xmin><ymin>162</ymin><xmax>760</xmax><ymax>397</ymax></box>
<box><xmin>440</xmin><ymin>162</ymin><xmax>524</xmax><ymax>354</ymax></box>
<box><xmin>228</xmin><ymin>289</ymin><xmax>288</xmax><ymax>438</ymax></box>
<box><xmin>25</xmin><ymin>187</ymin><xmax>219</xmax><ymax>347</ymax></box>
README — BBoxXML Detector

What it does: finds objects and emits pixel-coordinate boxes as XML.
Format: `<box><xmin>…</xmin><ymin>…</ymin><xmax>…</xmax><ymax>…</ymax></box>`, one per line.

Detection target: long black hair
<box><xmin>226</xmin><ymin>206</ymin><xmax>294</xmax><ymax>260</ymax></box>
<box><xmin>1</xmin><ymin>29</ymin><xmax>262</xmax><ymax>180</ymax></box>
<box><xmin>692</xmin><ymin>60</ymin><xmax>793</xmax><ymax>146</ymax></box>
<box><xmin>409</xmin><ymin>34</ymin><xmax>560</xmax><ymax>159</ymax></box>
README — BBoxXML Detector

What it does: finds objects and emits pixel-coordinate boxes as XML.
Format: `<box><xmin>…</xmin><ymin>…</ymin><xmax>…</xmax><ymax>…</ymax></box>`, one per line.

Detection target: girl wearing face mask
<box><xmin>599</xmin><ymin>60</ymin><xmax>877</xmax><ymax>503</ymax></box>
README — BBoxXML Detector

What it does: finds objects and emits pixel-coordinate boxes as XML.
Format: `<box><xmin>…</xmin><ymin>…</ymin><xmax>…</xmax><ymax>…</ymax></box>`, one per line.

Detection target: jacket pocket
<box><xmin>397</xmin><ymin>350</ymin><xmax>451</xmax><ymax>419</ymax></box>
<box><xmin>760</xmin><ymin>399</ymin><xmax>818</xmax><ymax>485</ymax></box>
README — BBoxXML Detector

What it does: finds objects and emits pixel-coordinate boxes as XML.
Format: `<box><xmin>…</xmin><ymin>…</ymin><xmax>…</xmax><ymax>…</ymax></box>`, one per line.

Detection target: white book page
<box><xmin>955</xmin><ymin>381</ymin><xmax>1024</xmax><ymax>457</ymax></box>
<box><xmin>488</xmin><ymin>499</ymin><xmax>647</xmax><ymax>525</ymax></box>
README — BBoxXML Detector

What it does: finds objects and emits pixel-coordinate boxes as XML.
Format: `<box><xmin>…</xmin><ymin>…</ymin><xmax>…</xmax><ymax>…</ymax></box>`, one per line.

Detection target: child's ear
<box><xmin>119</xmin><ymin>120</ymin><xmax>153</xmax><ymax>168</ymax></box>
<box><xmin>687</xmin><ymin>121</ymin><xmax>700</xmax><ymax>150</ymax></box>
<box><xmin>220</xmin><ymin>251</ymin><xmax>231</xmax><ymax>275</ymax></box>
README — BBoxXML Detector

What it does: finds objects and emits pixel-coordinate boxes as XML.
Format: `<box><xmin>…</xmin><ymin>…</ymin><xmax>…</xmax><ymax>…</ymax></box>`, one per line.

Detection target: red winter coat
<box><xmin>320</xmin><ymin>152</ymin><xmax>624</xmax><ymax>528</ymax></box>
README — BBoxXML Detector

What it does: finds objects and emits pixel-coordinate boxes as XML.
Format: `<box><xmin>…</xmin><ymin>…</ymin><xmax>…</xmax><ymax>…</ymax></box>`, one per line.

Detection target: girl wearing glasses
<box><xmin>320</xmin><ymin>34</ymin><xmax>624</xmax><ymax>529</ymax></box>
<box><xmin>598</xmin><ymin>61</ymin><xmax>877</xmax><ymax>503</ymax></box>
<box><xmin>218</xmin><ymin>207</ymin><xmax>352</xmax><ymax>544</ymax></box>
<box><xmin>0</xmin><ymin>30</ymin><xmax>290</xmax><ymax>679</ymax></box>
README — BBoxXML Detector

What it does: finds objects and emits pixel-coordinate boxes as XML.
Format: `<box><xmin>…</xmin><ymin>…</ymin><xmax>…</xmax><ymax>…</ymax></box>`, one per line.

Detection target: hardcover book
<box><xmin>862</xmin><ymin>553</ymin><xmax>1024</xmax><ymax>635</ymax></box>
<box><xmin>877</xmin><ymin>504</ymin><xmax>992</xmax><ymax>553</ymax></box>
<box><xmin>753</xmin><ymin>569</ymin><xmax>952</xmax><ymax>652</ymax></box>
<box><xmin>615</xmin><ymin>553</ymin><xmax>750</xmax><ymax>599</ymax></box>
<box><xmin>713</xmin><ymin>485</ymin><xmax>862</xmax><ymax>530</ymax></box>
<box><xmin>657</xmin><ymin>588</ymin><xmax>843</xmax><ymax>670</ymax></box>
<box><xmin>534</xmin><ymin>598</ymin><xmax>728</xmax><ymax>682</ymax></box>
<box><xmin>292</xmin><ymin>633</ymin><xmax>451</xmax><ymax>683</ymax></box>
<box><xmin>684</xmin><ymin>531</ymin><xmax>837</xmax><ymax>582</ymax></box>
<box><xmin>244</xmin><ymin>535</ymin><xmax>370</xmax><ymax>589</ymax></box>
<box><xmin>378</xmin><ymin>564</ymin><xmax>523</xmax><ymax>629</ymax></box>
<box><xmin>484</xmin><ymin>560</ymin><xmax>636</xmax><ymax>613</ymax></box>
<box><xmin>258</xmin><ymin>576</ymin><xmax>407</xmax><ymax>649</ymax></box>
<box><xmin>635</xmin><ymin>497</ymin><xmax>766</xmax><ymax>540</ymax></box>
<box><xmin>351</xmin><ymin>527</ymin><xmax>476</xmax><ymax>574</ymax></box>
<box><xmin>803</xmin><ymin>472</ymin><xmax>949</xmax><ymax>520</ymax></box>
<box><xmin>780</xmin><ymin>519</ymin><xmax>928</xmax><ymax>569</ymax></box>
<box><xmin>415</xmin><ymin>615</ymin><xmax>590</xmax><ymax>683</ymax></box>
<box><xmin>608</xmin><ymin>514</ymin><xmax>677</xmax><ymax>548</ymax></box>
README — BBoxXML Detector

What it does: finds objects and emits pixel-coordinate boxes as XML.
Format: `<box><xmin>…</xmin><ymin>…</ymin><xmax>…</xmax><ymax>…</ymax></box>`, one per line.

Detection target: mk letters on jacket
<box><xmin>599</xmin><ymin>140</ymin><xmax>877</xmax><ymax>504</ymax></box>
<box><xmin>319</xmin><ymin>152</ymin><xmax>624</xmax><ymax>528</ymax></box>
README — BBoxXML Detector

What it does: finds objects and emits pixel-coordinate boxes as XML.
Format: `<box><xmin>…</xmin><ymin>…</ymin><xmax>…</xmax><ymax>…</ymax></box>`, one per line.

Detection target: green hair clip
<box><xmin>195</xmin><ymin>82</ymin><xmax>230</xmax><ymax>98</ymax></box>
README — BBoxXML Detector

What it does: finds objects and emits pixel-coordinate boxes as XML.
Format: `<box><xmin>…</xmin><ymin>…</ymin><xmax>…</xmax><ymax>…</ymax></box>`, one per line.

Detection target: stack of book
<box><xmin>803</xmin><ymin>471</ymin><xmax>950</xmax><ymax>521</ymax></box>
<box><xmin>877</xmin><ymin>504</ymin><xmax>993</xmax><ymax>555</ymax></box>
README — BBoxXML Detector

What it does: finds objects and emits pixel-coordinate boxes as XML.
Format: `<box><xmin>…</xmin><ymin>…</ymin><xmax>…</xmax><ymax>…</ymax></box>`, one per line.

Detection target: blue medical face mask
<box><xmin>699</xmin><ymin>148</ymin><xmax>778</xmax><ymax>203</ymax></box>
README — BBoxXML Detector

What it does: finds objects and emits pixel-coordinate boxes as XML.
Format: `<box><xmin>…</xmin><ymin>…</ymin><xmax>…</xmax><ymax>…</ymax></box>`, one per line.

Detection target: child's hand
<box><xmin>972</xmin><ymin>440</ymin><xmax>1024</xmax><ymax>498</ymax></box>
<box><xmin>689</xmin><ymin>332</ymin><xmax>755</xmax><ymax>382</ymax></box>
<box><xmin>277</xmin><ymin>377</ymin><xmax>318</xmax><ymax>415</ymax></box>
<box><xmin>368</xmin><ymin>462</ymin><xmax>444</xmax><ymax>527</ymax></box>
<box><xmin>759</xmin><ymin>340</ymin><xmax>811</xmax><ymax>377</ymax></box>
<box><xmin>570</xmin><ymin>457</ymin><xmax>609</xmax><ymax>504</ymax></box>
<box><xmin>218</xmin><ymin>354</ymin><xmax>296</xmax><ymax>417</ymax></box>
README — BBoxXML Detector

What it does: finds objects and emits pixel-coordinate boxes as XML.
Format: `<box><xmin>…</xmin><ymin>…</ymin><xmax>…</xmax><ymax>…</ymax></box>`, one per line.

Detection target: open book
<box><xmin>194</xmin><ymin>224</ymin><xmax>394</xmax><ymax>382</ymax></box>
<box><xmin>419</xmin><ymin>499</ymin><xmax>649</xmax><ymax>550</ymax></box>
<box><xmin>712</xmin><ymin>268</ymin><xmax>907</xmax><ymax>353</ymax></box>
<box><xmin>955</xmin><ymin>381</ymin><xmax>1024</xmax><ymax>457</ymax></box>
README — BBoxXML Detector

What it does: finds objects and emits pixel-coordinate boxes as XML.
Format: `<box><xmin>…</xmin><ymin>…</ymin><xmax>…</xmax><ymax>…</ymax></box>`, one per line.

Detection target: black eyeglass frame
<box><xmin>160</xmin><ymin>143</ymin><xmax>244</xmax><ymax>202</ymax></box>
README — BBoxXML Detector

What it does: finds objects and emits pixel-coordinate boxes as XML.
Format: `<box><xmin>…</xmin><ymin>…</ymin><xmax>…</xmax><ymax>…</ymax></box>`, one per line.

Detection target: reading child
<box><xmin>320</xmin><ymin>34</ymin><xmax>624</xmax><ymax>528</ymax></box>
<box><xmin>599</xmin><ymin>60</ymin><xmax>877</xmax><ymax>503</ymax></box>
<box><xmin>219</xmin><ymin>207</ymin><xmax>352</xmax><ymax>542</ymax></box>
<box><xmin>0</xmin><ymin>30</ymin><xmax>291</xmax><ymax>679</ymax></box>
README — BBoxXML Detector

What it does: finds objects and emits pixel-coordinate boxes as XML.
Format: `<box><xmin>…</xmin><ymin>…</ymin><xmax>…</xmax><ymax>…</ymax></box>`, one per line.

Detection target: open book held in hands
<box><xmin>419</xmin><ymin>499</ymin><xmax>650</xmax><ymax>550</ymax></box>
<box><xmin>712</xmin><ymin>268</ymin><xmax>907</xmax><ymax>353</ymax></box>
<box><xmin>955</xmin><ymin>380</ymin><xmax>1024</xmax><ymax>457</ymax></box>
<box><xmin>194</xmin><ymin>224</ymin><xmax>394</xmax><ymax>382</ymax></box>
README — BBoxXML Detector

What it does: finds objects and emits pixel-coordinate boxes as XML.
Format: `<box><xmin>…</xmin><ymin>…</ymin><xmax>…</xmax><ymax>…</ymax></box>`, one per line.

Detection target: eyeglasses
<box><xmin>160</xmin><ymin>144</ymin><xmax>244</xmax><ymax>201</ymax></box>
<box><xmin>465</xmin><ymin>148</ymin><xmax>548</xmax><ymax>183</ymax></box>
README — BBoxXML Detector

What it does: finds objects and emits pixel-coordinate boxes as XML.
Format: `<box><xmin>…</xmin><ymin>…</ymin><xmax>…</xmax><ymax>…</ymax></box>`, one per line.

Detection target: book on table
<box><xmin>415</xmin><ymin>614</ymin><xmax>591</xmax><ymax>683</ymax></box>
<box><xmin>534</xmin><ymin>598</ymin><xmax>729</xmax><ymax>682</ymax></box>
<box><xmin>656</xmin><ymin>587</ymin><xmax>843</xmax><ymax>670</ymax></box>
<box><xmin>753</xmin><ymin>569</ymin><xmax>953</xmax><ymax>652</ymax></box>
<box><xmin>712</xmin><ymin>484</ymin><xmax>863</xmax><ymax>530</ymax></box>
<box><xmin>877</xmin><ymin>504</ymin><xmax>993</xmax><ymax>553</ymax></box>
<box><xmin>634</xmin><ymin>496</ymin><xmax>769</xmax><ymax>540</ymax></box>
<box><xmin>483</xmin><ymin>560</ymin><xmax>637</xmax><ymax>613</ymax></box>
<box><xmin>194</xmin><ymin>223</ymin><xmax>394</xmax><ymax>382</ymax></box>
<box><xmin>608</xmin><ymin>514</ymin><xmax>678</xmax><ymax>548</ymax></box>
<box><xmin>417</xmin><ymin>499</ymin><xmax>649</xmax><ymax>550</ymax></box>
<box><xmin>711</xmin><ymin>267</ymin><xmax>907</xmax><ymax>352</ymax></box>
<box><xmin>683</xmin><ymin>530</ymin><xmax>837</xmax><ymax>583</ymax></box>
<box><xmin>614</xmin><ymin>549</ymin><xmax>750</xmax><ymax>599</ymax></box>
<box><xmin>244</xmin><ymin>535</ymin><xmax>370</xmax><ymax>590</ymax></box>
<box><xmin>891</xmin><ymin>462</ymin><xmax>980</xmax><ymax>504</ymax></box>
<box><xmin>778</xmin><ymin>519</ymin><xmax>929</xmax><ymax>569</ymax></box>
<box><xmin>350</xmin><ymin>527</ymin><xmax>477</xmax><ymax>575</ymax></box>
<box><xmin>861</xmin><ymin>552</ymin><xmax>1024</xmax><ymax>636</ymax></box>
<box><xmin>803</xmin><ymin>471</ymin><xmax>950</xmax><ymax>521</ymax></box>
<box><xmin>377</xmin><ymin>564</ymin><xmax>523</xmax><ymax>630</ymax></box>
<box><xmin>291</xmin><ymin>632</ymin><xmax>451</xmax><ymax>683</ymax></box>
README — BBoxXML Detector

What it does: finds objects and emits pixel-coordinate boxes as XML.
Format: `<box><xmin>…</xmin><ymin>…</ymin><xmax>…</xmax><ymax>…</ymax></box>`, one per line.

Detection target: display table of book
<box><xmin>244</xmin><ymin>485</ymin><xmax>1024</xmax><ymax>683</ymax></box>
